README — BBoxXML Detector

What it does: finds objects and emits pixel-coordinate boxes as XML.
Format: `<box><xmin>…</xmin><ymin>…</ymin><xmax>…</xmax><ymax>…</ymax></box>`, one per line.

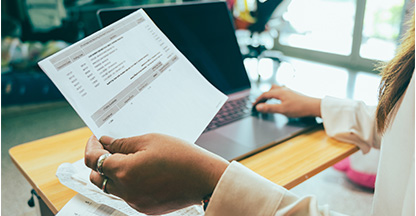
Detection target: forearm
<box><xmin>306</xmin><ymin>97</ymin><xmax>322</xmax><ymax>117</ymax></box>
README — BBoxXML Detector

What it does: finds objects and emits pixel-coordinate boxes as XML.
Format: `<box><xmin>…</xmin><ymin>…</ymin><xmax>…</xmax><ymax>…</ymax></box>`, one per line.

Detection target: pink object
<box><xmin>334</xmin><ymin>157</ymin><xmax>376</xmax><ymax>189</ymax></box>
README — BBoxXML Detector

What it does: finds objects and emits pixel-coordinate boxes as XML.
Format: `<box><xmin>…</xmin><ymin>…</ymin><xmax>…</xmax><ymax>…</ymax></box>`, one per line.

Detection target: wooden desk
<box><xmin>9</xmin><ymin>126</ymin><xmax>358</xmax><ymax>214</ymax></box>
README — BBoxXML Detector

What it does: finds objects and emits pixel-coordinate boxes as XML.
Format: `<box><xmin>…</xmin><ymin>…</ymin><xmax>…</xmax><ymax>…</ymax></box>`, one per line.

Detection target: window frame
<box><xmin>273</xmin><ymin>0</ymin><xmax>409</xmax><ymax>72</ymax></box>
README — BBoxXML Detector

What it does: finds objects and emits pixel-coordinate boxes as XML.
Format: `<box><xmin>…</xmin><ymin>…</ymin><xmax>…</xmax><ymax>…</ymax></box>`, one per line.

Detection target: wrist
<box><xmin>201</xmin><ymin>158</ymin><xmax>228</xmax><ymax>211</ymax></box>
<box><xmin>307</xmin><ymin>97</ymin><xmax>322</xmax><ymax>117</ymax></box>
<box><xmin>207</xmin><ymin>159</ymin><xmax>229</xmax><ymax>193</ymax></box>
<box><xmin>199</xmin><ymin>154</ymin><xmax>229</xmax><ymax>199</ymax></box>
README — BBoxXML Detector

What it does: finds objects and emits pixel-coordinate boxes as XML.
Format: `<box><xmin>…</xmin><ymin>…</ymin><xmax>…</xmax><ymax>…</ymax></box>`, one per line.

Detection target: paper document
<box><xmin>56</xmin><ymin>160</ymin><xmax>204</xmax><ymax>216</ymax></box>
<box><xmin>57</xmin><ymin>194</ymin><xmax>204</xmax><ymax>216</ymax></box>
<box><xmin>39</xmin><ymin>9</ymin><xmax>227</xmax><ymax>142</ymax></box>
<box><xmin>57</xmin><ymin>194</ymin><xmax>128</xmax><ymax>216</ymax></box>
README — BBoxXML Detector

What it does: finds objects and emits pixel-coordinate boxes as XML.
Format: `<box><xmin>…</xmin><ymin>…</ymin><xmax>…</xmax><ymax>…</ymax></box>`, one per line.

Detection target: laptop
<box><xmin>97</xmin><ymin>1</ymin><xmax>319</xmax><ymax>160</ymax></box>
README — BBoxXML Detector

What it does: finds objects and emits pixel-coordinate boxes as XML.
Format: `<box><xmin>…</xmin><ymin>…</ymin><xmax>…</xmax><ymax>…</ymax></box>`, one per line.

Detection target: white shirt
<box><xmin>206</xmin><ymin>73</ymin><xmax>415</xmax><ymax>216</ymax></box>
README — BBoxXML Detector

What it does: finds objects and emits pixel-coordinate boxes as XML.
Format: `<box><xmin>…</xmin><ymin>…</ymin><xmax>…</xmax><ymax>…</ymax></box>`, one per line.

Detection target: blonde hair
<box><xmin>376</xmin><ymin>13</ymin><xmax>415</xmax><ymax>133</ymax></box>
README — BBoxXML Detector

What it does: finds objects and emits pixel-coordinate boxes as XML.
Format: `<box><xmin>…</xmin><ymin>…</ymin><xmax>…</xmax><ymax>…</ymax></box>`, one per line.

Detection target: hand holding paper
<box><xmin>43</xmin><ymin>9</ymin><xmax>228</xmax><ymax>215</ymax></box>
<box><xmin>85</xmin><ymin>134</ymin><xmax>229</xmax><ymax>215</ymax></box>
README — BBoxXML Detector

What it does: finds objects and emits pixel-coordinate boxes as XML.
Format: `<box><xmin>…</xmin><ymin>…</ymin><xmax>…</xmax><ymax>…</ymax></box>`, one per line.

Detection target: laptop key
<box><xmin>204</xmin><ymin>96</ymin><xmax>252</xmax><ymax>132</ymax></box>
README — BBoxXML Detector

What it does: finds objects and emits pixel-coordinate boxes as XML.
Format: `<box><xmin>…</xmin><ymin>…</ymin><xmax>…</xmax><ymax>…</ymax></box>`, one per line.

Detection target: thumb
<box><xmin>100</xmin><ymin>136</ymin><xmax>140</xmax><ymax>154</ymax></box>
<box><xmin>100</xmin><ymin>135</ymin><xmax>116</xmax><ymax>145</ymax></box>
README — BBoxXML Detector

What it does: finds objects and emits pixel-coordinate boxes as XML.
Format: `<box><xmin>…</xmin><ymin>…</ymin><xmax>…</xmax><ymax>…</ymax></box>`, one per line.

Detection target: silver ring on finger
<box><xmin>96</xmin><ymin>153</ymin><xmax>112</xmax><ymax>176</ymax></box>
<box><xmin>102</xmin><ymin>177</ymin><xmax>109</xmax><ymax>194</ymax></box>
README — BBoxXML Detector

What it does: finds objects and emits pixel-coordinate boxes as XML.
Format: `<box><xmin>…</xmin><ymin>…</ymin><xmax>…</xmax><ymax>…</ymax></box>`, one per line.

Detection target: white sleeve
<box><xmin>321</xmin><ymin>97</ymin><xmax>381</xmax><ymax>153</ymax></box>
<box><xmin>205</xmin><ymin>161</ymin><xmax>347</xmax><ymax>216</ymax></box>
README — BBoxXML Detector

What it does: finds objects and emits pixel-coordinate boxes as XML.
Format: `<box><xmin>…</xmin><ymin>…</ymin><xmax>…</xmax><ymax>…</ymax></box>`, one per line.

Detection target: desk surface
<box><xmin>9</xmin><ymin>126</ymin><xmax>358</xmax><ymax>214</ymax></box>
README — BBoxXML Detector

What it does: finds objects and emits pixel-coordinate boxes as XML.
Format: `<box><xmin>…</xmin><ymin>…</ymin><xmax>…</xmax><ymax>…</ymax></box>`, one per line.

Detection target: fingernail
<box><xmin>256</xmin><ymin>104</ymin><xmax>264</xmax><ymax>110</ymax></box>
<box><xmin>99</xmin><ymin>136</ymin><xmax>115</xmax><ymax>145</ymax></box>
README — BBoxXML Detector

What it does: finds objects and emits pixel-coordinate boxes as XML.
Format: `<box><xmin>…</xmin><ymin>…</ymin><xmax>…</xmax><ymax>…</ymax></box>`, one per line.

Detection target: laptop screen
<box><xmin>97</xmin><ymin>1</ymin><xmax>251</xmax><ymax>94</ymax></box>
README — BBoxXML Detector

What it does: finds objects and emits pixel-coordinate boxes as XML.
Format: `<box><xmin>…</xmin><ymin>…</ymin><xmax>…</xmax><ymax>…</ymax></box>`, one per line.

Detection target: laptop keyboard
<box><xmin>204</xmin><ymin>95</ymin><xmax>254</xmax><ymax>132</ymax></box>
